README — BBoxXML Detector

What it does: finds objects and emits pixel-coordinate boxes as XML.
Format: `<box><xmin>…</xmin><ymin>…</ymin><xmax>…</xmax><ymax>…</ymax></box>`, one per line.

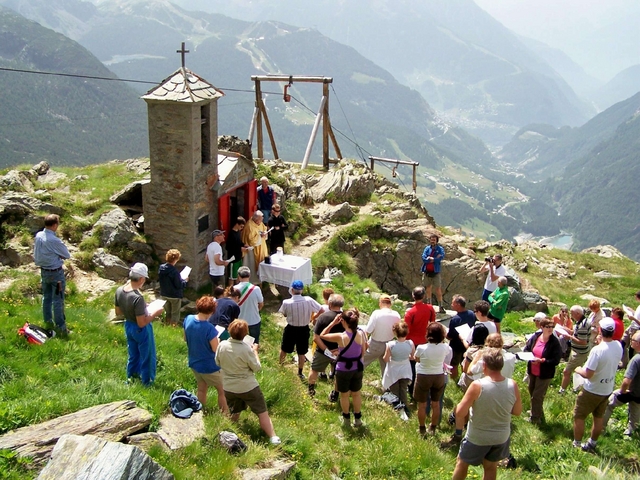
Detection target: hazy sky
<box><xmin>474</xmin><ymin>0</ymin><xmax>634</xmax><ymax>36</ymax></box>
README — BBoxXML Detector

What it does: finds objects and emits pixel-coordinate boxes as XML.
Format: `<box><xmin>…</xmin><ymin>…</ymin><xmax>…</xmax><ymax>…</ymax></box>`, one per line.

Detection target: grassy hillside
<box><xmin>0</xmin><ymin>7</ymin><xmax>148</xmax><ymax>169</ymax></box>
<box><xmin>2</xmin><ymin>162</ymin><xmax>640</xmax><ymax>479</ymax></box>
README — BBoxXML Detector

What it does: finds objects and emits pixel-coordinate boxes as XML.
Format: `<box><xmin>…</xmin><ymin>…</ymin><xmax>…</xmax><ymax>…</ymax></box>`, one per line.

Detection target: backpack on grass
<box><xmin>18</xmin><ymin>323</ymin><xmax>55</xmax><ymax>345</ymax></box>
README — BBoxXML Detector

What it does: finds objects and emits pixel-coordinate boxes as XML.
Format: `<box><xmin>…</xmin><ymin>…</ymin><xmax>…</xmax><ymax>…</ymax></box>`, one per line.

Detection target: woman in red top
<box><xmin>611</xmin><ymin>307</ymin><xmax>626</xmax><ymax>341</ymax></box>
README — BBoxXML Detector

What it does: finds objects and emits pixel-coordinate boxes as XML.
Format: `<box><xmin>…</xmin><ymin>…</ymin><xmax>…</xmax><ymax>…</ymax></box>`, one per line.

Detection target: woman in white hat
<box><xmin>115</xmin><ymin>263</ymin><xmax>164</xmax><ymax>385</ymax></box>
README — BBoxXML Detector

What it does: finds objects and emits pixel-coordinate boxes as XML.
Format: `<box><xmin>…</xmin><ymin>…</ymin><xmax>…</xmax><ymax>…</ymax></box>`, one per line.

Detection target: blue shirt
<box><xmin>421</xmin><ymin>244</ymin><xmax>445</xmax><ymax>273</ymax></box>
<box><xmin>447</xmin><ymin>309</ymin><xmax>476</xmax><ymax>353</ymax></box>
<box><xmin>34</xmin><ymin>228</ymin><xmax>70</xmax><ymax>269</ymax></box>
<box><xmin>184</xmin><ymin>315</ymin><xmax>220</xmax><ymax>374</ymax></box>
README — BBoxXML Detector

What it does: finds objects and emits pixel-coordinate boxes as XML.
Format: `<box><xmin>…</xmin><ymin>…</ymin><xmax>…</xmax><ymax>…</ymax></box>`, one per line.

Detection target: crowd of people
<box><xmin>33</xmin><ymin>201</ymin><xmax>640</xmax><ymax>479</ymax></box>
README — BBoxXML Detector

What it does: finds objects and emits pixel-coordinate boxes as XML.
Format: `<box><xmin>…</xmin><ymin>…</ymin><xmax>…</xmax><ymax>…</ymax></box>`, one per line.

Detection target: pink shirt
<box><xmin>531</xmin><ymin>336</ymin><xmax>547</xmax><ymax>376</ymax></box>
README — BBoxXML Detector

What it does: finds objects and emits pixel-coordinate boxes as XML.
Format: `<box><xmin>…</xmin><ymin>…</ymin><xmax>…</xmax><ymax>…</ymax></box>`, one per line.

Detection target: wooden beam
<box><xmin>251</xmin><ymin>75</ymin><xmax>333</xmax><ymax>83</ymax></box>
<box><xmin>248</xmin><ymin>106</ymin><xmax>258</xmax><ymax>144</ymax></box>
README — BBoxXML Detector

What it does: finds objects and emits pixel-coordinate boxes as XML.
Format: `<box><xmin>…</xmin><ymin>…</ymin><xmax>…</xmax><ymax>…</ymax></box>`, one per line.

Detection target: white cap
<box><xmin>130</xmin><ymin>262</ymin><xmax>149</xmax><ymax>278</ymax></box>
<box><xmin>599</xmin><ymin>317</ymin><xmax>616</xmax><ymax>332</ymax></box>
<box><xmin>533</xmin><ymin>312</ymin><xmax>547</xmax><ymax>321</ymax></box>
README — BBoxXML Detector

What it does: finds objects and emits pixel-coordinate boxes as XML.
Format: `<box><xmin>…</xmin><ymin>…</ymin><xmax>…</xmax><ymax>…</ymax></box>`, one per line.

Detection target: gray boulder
<box><xmin>37</xmin><ymin>170</ymin><xmax>68</xmax><ymax>185</ymax></box>
<box><xmin>94</xmin><ymin>209</ymin><xmax>138</xmax><ymax>248</ymax></box>
<box><xmin>92</xmin><ymin>249</ymin><xmax>130</xmax><ymax>280</ymax></box>
<box><xmin>309</xmin><ymin>164</ymin><xmax>375</xmax><ymax>204</ymax></box>
<box><xmin>37</xmin><ymin>434</ymin><xmax>173</xmax><ymax>480</ymax></box>
<box><xmin>31</xmin><ymin>161</ymin><xmax>50</xmax><ymax>176</ymax></box>
<box><xmin>0</xmin><ymin>170</ymin><xmax>34</xmax><ymax>192</ymax></box>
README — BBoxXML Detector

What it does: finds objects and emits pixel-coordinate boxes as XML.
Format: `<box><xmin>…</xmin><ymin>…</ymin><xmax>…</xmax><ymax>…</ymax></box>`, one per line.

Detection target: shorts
<box><xmin>229</xmin><ymin>260</ymin><xmax>242</xmax><ymax>279</ymax></box>
<box><xmin>413</xmin><ymin>373</ymin><xmax>445</xmax><ymax>403</ymax></box>
<box><xmin>225</xmin><ymin>386</ymin><xmax>268</xmax><ymax>415</ymax></box>
<box><xmin>281</xmin><ymin>324</ymin><xmax>310</xmax><ymax>355</ymax></box>
<box><xmin>458</xmin><ymin>437</ymin><xmax>510</xmax><ymax>466</ymax></box>
<box><xmin>487</xmin><ymin>312</ymin><xmax>501</xmax><ymax>323</ymax></box>
<box><xmin>335</xmin><ymin>370</ymin><xmax>363</xmax><ymax>393</ymax></box>
<box><xmin>248</xmin><ymin>323</ymin><xmax>261</xmax><ymax>344</ymax></box>
<box><xmin>311</xmin><ymin>348</ymin><xmax>334</xmax><ymax>372</ymax></box>
<box><xmin>192</xmin><ymin>369</ymin><xmax>223</xmax><ymax>389</ymax></box>
<box><xmin>564</xmin><ymin>350</ymin><xmax>588</xmax><ymax>374</ymax></box>
<box><xmin>209</xmin><ymin>274</ymin><xmax>225</xmax><ymax>287</ymax></box>
<box><xmin>423</xmin><ymin>272</ymin><xmax>442</xmax><ymax>288</ymax></box>
<box><xmin>451</xmin><ymin>350</ymin><xmax>465</xmax><ymax>367</ymax></box>
<box><xmin>574</xmin><ymin>389</ymin><xmax>609</xmax><ymax>419</ymax></box>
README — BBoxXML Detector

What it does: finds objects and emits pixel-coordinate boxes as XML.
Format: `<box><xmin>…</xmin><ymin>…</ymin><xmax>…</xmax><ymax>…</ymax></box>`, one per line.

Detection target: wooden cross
<box><xmin>176</xmin><ymin>42</ymin><xmax>189</xmax><ymax>68</ymax></box>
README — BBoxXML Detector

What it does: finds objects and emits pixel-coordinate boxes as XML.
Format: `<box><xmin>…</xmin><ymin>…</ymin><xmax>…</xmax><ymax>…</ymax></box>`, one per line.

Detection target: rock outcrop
<box><xmin>37</xmin><ymin>434</ymin><xmax>173</xmax><ymax>480</ymax></box>
<box><xmin>0</xmin><ymin>400</ymin><xmax>152</xmax><ymax>466</ymax></box>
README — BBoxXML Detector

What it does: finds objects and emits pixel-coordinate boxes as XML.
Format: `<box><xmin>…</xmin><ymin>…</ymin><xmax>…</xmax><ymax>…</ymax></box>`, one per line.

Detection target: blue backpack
<box><xmin>169</xmin><ymin>389</ymin><xmax>202</xmax><ymax>419</ymax></box>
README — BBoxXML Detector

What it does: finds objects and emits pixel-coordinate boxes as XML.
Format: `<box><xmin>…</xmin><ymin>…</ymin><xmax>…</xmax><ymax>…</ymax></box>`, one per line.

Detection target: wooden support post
<box><xmin>259</xmin><ymin>100</ymin><xmax>279</xmax><ymax>159</ymax></box>
<box><xmin>248</xmin><ymin>106</ymin><xmax>258</xmax><ymax>144</ymax></box>
<box><xmin>370</xmin><ymin>157</ymin><xmax>375</xmax><ymax>171</ymax></box>
<box><xmin>322</xmin><ymin>81</ymin><xmax>330</xmax><ymax>170</ymax></box>
<box><xmin>412</xmin><ymin>165</ymin><xmax>417</xmax><ymax>192</ymax></box>
<box><xmin>302</xmin><ymin>95</ymin><xmax>327</xmax><ymax>169</ymax></box>
<box><xmin>255</xmin><ymin>79</ymin><xmax>263</xmax><ymax>159</ymax></box>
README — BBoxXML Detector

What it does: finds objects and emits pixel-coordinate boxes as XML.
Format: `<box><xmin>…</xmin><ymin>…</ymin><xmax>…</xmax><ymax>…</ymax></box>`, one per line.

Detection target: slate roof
<box><xmin>142</xmin><ymin>68</ymin><xmax>224</xmax><ymax>103</ymax></box>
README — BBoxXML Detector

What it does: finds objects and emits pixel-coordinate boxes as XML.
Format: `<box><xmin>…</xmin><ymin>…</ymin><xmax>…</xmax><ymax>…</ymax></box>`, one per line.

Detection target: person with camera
<box><xmin>421</xmin><ymin>234</ymin><xmax>445</xmax><ymax>313</ymax></box>
<box><xmin>479</xmin><ymin>254</ymin><xmax>506</xmax><ymax>302</ymax></box>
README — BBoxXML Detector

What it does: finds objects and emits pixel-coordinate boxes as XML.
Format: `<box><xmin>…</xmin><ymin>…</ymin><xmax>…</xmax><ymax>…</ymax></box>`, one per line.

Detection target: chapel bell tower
<box><xmin>141</xmin><ymin>43</ymin><xmax>224</xmax><ymax>289</ymax></box>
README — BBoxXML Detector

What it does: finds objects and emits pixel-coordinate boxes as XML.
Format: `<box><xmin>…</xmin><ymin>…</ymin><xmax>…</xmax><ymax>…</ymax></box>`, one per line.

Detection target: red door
<box><xmin>245</xmin><ymin>179</ymin><xmax>258</xmax><ymax>219</ymax></box>
<box><xmin>218</xmin><ymin>193</ymin><xmax>230</xmax><ymax>233</ymax></box>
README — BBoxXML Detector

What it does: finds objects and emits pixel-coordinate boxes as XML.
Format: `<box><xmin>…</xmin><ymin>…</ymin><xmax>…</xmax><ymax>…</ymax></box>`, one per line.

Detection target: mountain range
<box><xmin>0</xmin><ymin>5</ymin><xmax>148</xmax><ymax>167</ymax></box>
<box><xmin>0</xmin><ymin>0</ymin><xmax>493</xmax><ymax>169</ymax></box>
<box><xmin>164</xmin><ymin>0</ymin><xmax>596</xmax><ymax>146</ymax></box>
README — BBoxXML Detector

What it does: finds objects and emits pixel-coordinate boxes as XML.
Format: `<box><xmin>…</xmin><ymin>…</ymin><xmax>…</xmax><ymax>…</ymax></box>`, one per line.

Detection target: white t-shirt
<box><xmin>236</xmin><ymin>282</ymin><xmax>264</xmax><ymax>326</ymax></box>
<box><xmin>470</xmin><ymin>349</ymin><xmax>516</xmax><ymax>379</ymax></box>
<box><xmin>415</xmin><ymin>343</ymin><xmax>451</xmax><ymax>375</ymax></box>
<box><xmin>631</xmin><ymin>305</ymin><xmax>640</xmax><ymax>332</ymax></box>
<box><xmin>466</xmin><ymin>320</ymin><xmax>497</xmax><ymax>344</ymax></box>
<box><xmin>583</xmin><ymin>340</ymin><xmax>623</xmax><ymax>396</ymax></box>
<box><xmin>206</xmin><ymin>242</ymin><xmax>225</xmax><ymax>276</ymax></box>
<box><xmin>365</xmin><ymin>308</ymin><xmax>401</xmax><ymax>342</ymax></box>
<box><xmin>483</xmin><ymin>264</ymin><xmax>506</xmax><ymax>292</ymax></box>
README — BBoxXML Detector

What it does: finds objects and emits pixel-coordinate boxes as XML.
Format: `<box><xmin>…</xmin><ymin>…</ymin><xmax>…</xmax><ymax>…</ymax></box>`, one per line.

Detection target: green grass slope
<box><xmin>1</xmin><ymin>163</ymin><xmax>640</xmax><ymax>478</ymax></box>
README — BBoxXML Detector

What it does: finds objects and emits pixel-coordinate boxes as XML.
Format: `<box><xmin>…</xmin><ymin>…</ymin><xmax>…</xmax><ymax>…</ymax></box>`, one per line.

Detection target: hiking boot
<box><xmin>308</xmin><ymin>385</ymin><xmax>316</xmax><ymax>397</ymax></box>
<box><xmin>270</xmin><ymin>436</ymin><xmax>281</xmax><ymax>445</ymax></box>
<box><xmin>441</xmin><ymin>433</ymin><xmax>463</xmax><ymax>449</ymax></box>
<box><xmin>298</xmin><ymin>372</ymin><xmax>306</xmax><ymax>380</ymax></box>
<box><xmin>419</xmin><ymin>426</ymin><xmax>427</xmax><ymax>437</ymax></box>
<box><xmin>581</xmin><ymin>442</ymin><xmax>597</xmax><ymax>454</ymax></box>
<box><xmin>428</xmin><ymin>425</ymin><xmax>437</xmax><ymax>435</ymax></box>
<box><xmin>329</xmin><ymin>390</ymin><xmax>339</xmax><ymax>403</ymax></box>
<box><xmin>353</xmin><ymin>418</ymin><xmax>363</xmax><ymax>427</ymax></box>
<box><xmin>558</xmin><ymin>388</ymin><xmax>566</xmax><ymax>394</ymax></box>
<box><xmin>319</xmin><ymin>372</ymin><xmax>328</xmax><ymax>380</ymax></box>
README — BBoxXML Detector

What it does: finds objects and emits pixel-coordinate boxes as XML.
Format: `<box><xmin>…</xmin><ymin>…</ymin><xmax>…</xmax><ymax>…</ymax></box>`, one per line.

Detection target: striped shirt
<box><xmin>572</xmin><ymin>315</ymin><xmax>594</xmax><ymax>355</ymax></box>
<box><xmin>278</xmin><ymin>295</ymin><xmax>322</xmax><ymax>327</ymax></box>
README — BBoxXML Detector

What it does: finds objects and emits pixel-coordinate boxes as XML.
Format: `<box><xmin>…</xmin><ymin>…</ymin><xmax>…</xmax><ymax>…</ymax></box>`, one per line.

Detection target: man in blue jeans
<box><xmin>34</xmin><ymin>214</ymin><xmax>70</xmax><ymax>336</ymax></box>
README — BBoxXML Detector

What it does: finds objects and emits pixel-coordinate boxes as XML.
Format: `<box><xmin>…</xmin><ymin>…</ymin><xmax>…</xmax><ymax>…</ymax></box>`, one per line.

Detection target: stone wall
<box><xmin>143</xmin><ymin>101</ymin><xmax>219</xmax><ymax>289</ymax></box>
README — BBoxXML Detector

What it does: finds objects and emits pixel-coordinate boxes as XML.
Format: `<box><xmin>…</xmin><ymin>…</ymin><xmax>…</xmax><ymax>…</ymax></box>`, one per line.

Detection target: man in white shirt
<box><xmin>235</xmin><ymin>266</ymin><xmax>264</xmax><ymax>347</ymax></box>
<box><xmin>572</xmin><ymin>317</ymin><xmax>623</xmax><ymax>453</ymax></box>
<box><xmin>363</xmin><ymin>295</ymin><xmax>401</xmax><ymax>376</ymax></box>
<box><xmin>205</xmin><ymin>230</ymin><xmax>229</xmax><ymax>291</ymax></box>
<box><xmin>462</xmin><ymin>301</ymin><xmax>497</xmax><ymax>348</ymax></box>
<box><xmin>479</xmin><ymin>254</ymin><xmax>506</xmax><ymax>302</ymax></box>
<box><xmin>278</xmin><ymin>280</ymin><xmax>323</xmax><ymax>379</ymax></box>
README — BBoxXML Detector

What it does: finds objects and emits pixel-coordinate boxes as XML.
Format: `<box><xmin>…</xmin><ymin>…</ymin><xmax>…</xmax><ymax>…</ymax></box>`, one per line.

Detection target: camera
<box><xmin>484</xmin><ymin>256</ymin><xmax>494</xmax><ymax>264</ymax></box>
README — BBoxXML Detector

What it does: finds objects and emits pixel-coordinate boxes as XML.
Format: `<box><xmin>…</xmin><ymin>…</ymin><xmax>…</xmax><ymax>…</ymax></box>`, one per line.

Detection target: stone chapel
<box><xmin>141</xmin><ymin>55</ymin><xmax>257</xmax><ymax>289</ymax></box>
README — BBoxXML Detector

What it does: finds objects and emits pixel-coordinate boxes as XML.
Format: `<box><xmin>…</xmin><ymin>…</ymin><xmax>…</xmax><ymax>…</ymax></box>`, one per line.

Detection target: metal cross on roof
<box><xmin>176</xmin><ymin>42</ymin><xmax>189</xmax><ymax>68</ymax></box>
